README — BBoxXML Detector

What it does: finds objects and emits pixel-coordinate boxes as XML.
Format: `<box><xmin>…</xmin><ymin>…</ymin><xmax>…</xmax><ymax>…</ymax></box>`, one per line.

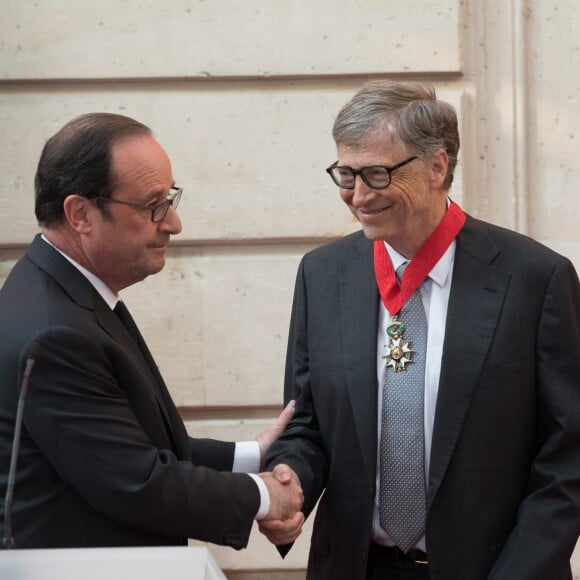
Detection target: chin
<box><xmin>361</xmin><ymin>226</ymin><xmax>390</xmax><ymax>242</ymax></box>
<box><xmin>149</xmin><ymin>261</ymin><xmax>165</xmax><ymax>276</ymax></box>
<box><xmin>140</xmin><ymin>259</ymin><xmax>165</xmax><ymax>280</ymax></box>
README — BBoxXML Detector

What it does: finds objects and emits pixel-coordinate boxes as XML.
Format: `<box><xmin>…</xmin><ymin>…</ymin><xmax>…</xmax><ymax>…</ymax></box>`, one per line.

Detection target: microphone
<box><xmin>2</xmin><ymin>341</ymin><xmax>42</xmax><ymax>550</ymax></box>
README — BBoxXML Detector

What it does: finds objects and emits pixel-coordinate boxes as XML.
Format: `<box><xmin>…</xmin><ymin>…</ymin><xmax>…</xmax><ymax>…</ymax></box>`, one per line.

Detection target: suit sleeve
<box><xmin>23</xmin><ymin>324</ymin><xmax>260</xmax><ymax>548</ymax></box>
<box><xmin>265</xmin><ymin>257</ymin><xmax>329</xmax><ymax>518</ymax></box>
<box><xmin>489</xmin><ymin>258</ymin><xmax>580</xmax><ymax>579</ymax></box>
<box><xmin>188</xmin><ymin>437</ymin><xmax>237</xmax><ymax>471</ymax></box>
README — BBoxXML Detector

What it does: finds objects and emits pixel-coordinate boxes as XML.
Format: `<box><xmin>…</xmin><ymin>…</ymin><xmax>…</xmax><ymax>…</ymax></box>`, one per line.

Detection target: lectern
<box><xmin>0</xmin><ymin>545</ymin><xmax>226</xmax><ymax>580</ymax></box>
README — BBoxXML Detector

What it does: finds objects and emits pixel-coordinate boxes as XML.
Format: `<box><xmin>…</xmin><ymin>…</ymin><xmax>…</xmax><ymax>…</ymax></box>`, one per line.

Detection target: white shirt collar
<box><xmin>384</xmin><ymin>239</ymin><xmax>456</xmax><ymax>288</ymax></box>
<box><xmin>383</xmin><ymin>197</ymin><xmax>457</xmax><ymax>287</ymax></box>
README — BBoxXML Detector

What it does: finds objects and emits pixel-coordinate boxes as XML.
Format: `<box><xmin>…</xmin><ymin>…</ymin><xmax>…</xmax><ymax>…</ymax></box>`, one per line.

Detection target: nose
<box><xmin>350</xmin><ymin>174</ymin><xmax>377</xmax><ymax>207</ymax></box>
<box><xmin>159</xmin><ymin>205</ymin><xmax>182</xmax><ymax>235</ymax></box>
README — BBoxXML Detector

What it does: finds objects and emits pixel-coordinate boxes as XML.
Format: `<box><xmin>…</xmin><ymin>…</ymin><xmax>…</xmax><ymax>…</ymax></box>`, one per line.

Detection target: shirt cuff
<box><xmin>248</xmin><ymin>473</ymin><xmax>270</xmax><ymax>520</ymax></box>
<box><xmin>233</xmin><ymin>440</ymin><xmax>261</xmax><ymax>474</ymax></box>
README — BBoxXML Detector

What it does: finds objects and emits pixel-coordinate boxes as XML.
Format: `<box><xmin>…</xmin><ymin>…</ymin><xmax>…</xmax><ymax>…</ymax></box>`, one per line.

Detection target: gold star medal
<box><xmin>383</xmin><ymin>315</ymin><xmax>414</xmax><ymax>372</ymax></box>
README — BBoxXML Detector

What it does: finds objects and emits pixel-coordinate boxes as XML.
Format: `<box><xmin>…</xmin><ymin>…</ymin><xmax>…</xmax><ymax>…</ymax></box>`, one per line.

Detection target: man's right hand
<box><xmin>257</xmin><ymin>464</ymin><xmax>305</xmax><ymax>545</ymax></box>
<box><xmin>258</xmin><ymin>463</ymin><xmax>304</xmax><ymax>521</ymax></box>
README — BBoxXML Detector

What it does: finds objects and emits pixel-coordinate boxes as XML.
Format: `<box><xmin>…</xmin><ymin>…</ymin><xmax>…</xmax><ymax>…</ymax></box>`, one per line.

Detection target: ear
<box><xmin>429</xmin><ymin>148</ymin><xmax>449</xmax><ymax>189</ymax></box>
<box><xmin>62</xmin><ymin>194</ymin><xmax>95</xmax><ymax>234</ymax></box>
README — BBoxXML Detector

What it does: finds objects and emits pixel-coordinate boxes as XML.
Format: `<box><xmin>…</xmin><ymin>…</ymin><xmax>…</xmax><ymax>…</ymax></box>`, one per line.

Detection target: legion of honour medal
<box><xmin>383</xmin><ymin>315</ymin><xmax>414</xmax><ymax>372</ymax></box>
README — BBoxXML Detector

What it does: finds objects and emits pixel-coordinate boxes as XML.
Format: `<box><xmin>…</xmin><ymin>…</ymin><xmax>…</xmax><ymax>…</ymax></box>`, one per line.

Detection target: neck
<box><xmin>41</xmin><ymin>226</ymin><xmax>113</xmax><ymax>291</ymax></box>
<box><xmin>391</xmin><ymin>200</ymin><xmax>448</xmax><ymax>258</ymax></box>
<box><xmin>42</xmin><ymin>227</ymin><xmax>86</xmax><ymax>265</ymax></box>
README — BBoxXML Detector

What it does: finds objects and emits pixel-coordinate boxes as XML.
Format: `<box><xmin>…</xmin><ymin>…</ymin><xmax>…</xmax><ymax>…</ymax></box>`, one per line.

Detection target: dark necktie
<box><xmin>379</xmin><ymin>262</ymin><xmax>428</xmax><ymax>553</ymax></box>
<box><xmin>114</xmin><ymin>301</ymin><xmax>155</xmax><ymax>368</ymax></box>
<box><xmin>114</xmin><ymin>301</ymin><xmax>140</xmax><ymax>343</ymax></box>
<box><xmin>113</xmin><ymin>301</ymin><xmax>177</xmax><ymax>449</ymax></box>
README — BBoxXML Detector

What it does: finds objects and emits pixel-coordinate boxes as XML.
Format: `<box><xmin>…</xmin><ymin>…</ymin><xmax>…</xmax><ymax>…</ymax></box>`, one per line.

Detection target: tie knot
<box><xmin>114</xmin><ymin>301</ymin><xmax>137</xmax><ymax>334</ymax></box>
<box><xmin>396</xmin><ymin>261</ymin><xmax>408</xmax><ymax>285</ymax></box>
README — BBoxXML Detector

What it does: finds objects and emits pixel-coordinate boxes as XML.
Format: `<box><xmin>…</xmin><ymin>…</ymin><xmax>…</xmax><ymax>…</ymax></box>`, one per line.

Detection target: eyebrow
<box><xmin>146</xmin><ymin>183</ymin><xmax>177</xmax><ymax>202</ymax></box>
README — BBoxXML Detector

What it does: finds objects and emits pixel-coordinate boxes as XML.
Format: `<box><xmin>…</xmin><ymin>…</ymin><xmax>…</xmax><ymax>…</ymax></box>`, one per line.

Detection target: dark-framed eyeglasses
<box><xmin>95</xmin><ymin>186</ymin><xmax>183</xmax><ymax>223</ymax></box>
<box><xmin>325</xmin><ymin>156</ymin><xmax>418</xmax><ymax>189</ymax></box>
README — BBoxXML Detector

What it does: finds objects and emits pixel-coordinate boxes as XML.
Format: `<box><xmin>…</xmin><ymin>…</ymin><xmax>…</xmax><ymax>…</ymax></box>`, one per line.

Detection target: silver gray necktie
<box><xmin>379</xmin><ymin>261</ymin><xmax>428</xmax><ymax>553</ymax></box>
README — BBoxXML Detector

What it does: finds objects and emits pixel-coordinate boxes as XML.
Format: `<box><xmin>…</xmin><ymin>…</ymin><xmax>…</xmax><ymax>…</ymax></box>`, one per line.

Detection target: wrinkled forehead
<box><xmin>110</xmin><ymin>135</ymin><xmax>173</xmax><ymax>194</ymax></box>
<box><xmin>337</xmin><ymin>134</ymin><xmax>407</xmax><ymax>166</ymax></box>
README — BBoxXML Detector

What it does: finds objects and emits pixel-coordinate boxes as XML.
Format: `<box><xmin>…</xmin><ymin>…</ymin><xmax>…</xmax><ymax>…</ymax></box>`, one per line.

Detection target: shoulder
<box><xmin>302</xmin><ymin>230</ymin><xmax>370</xmax><ymax>266</ymax></box>
<box><xmin>461</xmin><ymin>215</ymin><xmax>574</xmax><ymax>273</ymax></box>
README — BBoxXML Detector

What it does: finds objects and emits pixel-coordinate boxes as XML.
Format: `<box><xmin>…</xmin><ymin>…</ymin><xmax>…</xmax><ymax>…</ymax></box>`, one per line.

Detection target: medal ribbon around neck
<box><xmin>375</xmin><ymin>202</ymin><xmax>466</xmax><ymax>371</ymax></box>
<box><xmin>374</xmin><ymin>201</ymin><xmax>466</xmax><ymax>316</ymax></box>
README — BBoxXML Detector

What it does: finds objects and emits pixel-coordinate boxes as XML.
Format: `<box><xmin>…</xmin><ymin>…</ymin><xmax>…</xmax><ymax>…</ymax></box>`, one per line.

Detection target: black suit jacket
<box><xmin>266</xmin><ymin>215</ymin><xmax>580</xmax><ymax>579</ymax></box>
<box><xmin>0</xmin><ymin>235</ymin><xmax>259</xmax><ymax>549</ymax></box>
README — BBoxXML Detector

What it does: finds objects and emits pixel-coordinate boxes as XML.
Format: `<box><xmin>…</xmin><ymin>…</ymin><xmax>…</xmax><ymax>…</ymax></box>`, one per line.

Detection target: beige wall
<box><xmin>1</xmin><ymin>1</ymin><xmax>579</xmax><ymax>577</ymax></box>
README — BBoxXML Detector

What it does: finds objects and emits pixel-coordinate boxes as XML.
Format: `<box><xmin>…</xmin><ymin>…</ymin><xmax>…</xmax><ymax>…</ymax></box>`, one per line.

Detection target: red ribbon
<box><xmin>374</xmin><ymin>202</ymin><xmax>466</xmax><ymax>315</ymax></box>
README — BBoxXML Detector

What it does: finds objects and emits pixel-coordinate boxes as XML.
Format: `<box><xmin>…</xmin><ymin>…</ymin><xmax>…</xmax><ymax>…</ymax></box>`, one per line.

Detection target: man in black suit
<box><xmin>261</xmin><ymin>81</ymin><xmax>580</xmax><ymax>579</ymax></box>
<box><xmin>0</xmin><ymin>112</ymin><xmax>303</xmax><ymax>549</ymax></box>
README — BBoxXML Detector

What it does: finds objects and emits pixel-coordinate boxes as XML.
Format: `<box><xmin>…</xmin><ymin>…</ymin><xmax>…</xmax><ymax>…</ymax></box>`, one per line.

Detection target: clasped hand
<box><xmin>257</xmin><ymin>464</ymin><xmax>305</xmax><ymax>545</ymax></box>
<box><xmin>255</xmin><ymin>401</ymin><xmax>304</xmax><ymax>545</ymax></box>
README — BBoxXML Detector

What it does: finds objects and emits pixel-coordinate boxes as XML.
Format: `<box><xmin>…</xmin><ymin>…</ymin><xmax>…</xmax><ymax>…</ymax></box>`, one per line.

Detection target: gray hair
<box><xmin>332</xmin><ymin>80</ymin><xmax>459</xmax><ymax>190</ymax></box>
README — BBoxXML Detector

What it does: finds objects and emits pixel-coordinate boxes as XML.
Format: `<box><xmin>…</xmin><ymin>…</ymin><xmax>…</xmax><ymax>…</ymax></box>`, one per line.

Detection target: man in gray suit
<box><xmin>261</xmin><ymin>81</ymin><xmax>580</xmax><ymax>579</ymax></box>
<box><xmin>0</xmin><ymin>112</ymin><xmax>303</xmax><ymax>549</ymax></box>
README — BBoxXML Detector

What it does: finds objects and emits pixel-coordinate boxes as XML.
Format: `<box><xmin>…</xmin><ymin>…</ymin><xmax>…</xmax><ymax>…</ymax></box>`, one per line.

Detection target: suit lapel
<box><xmin>26</xmin><ymin>235</ymin><xmax>186</xmax><ymax>456</ymax></box>
<box><xmin>427</xmin><ymin>218</ymin><xmax>511</xmax><ymax>508</ymax></box>
<box><xmin>94</xmin><ymin>300</ymin><xmax>185</xmax><ymax>455</ymax></box>
<box><xmin>340</xmin><ymin>233</ymin><xmax>380</xmax><ymax>486</ymax></box>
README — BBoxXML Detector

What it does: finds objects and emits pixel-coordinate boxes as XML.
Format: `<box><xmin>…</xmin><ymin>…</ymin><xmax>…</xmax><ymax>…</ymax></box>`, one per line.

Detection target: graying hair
<box><xmin>332</xmin><ymin>80</ymin><xmax>459</xmax><ymax>190</ymax></box>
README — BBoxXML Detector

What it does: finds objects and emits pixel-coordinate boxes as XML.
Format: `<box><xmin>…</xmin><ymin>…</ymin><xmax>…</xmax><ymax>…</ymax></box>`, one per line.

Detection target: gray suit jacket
<box><xmin>266</xmin><ymin>215</ymin><xmax>580</xmax><ymax>580</ymax></box>
<box><xmin>0</xmin><ymin>235</ymin><xmax>259</xmax><ymax>549</ymax></box>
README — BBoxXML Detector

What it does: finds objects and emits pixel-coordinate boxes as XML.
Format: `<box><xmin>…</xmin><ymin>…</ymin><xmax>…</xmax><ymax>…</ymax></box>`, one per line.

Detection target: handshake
<box><xmin>254</xmin><ymin>400</ymin><xmax>305</xmax><ymax>545</ymax></box>
<box><xmin>257</xmin><ymin>464</ymin><xmax>304</xmax><ymax>545</ymax></box>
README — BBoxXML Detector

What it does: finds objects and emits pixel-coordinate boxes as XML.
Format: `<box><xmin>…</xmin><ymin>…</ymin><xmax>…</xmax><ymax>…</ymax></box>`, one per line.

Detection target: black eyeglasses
<box><xmin>325</xmin><ymin>156</ymin><xmax>417</xmax><ymax>189</ymax></box>
<box><xmin>95</xmin><ymin>186</ymin><xmax>183</xmax><ymax>223</ymax></box>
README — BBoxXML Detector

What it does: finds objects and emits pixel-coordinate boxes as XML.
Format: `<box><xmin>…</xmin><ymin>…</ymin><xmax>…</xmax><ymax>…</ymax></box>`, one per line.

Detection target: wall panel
<box><xmin>1</xmin><ymin>0</ymin><xmax>460</xmax><ymax>80</ymax></box>
<box><xmin>526</xmin><ymin>1</ymin><xmax>580</xmax><ymax>247</ymax></box>
<box><xmin>122</xmin><ymin>245</ymin><xmax>314</xmax><ymax>407</ymax></box>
